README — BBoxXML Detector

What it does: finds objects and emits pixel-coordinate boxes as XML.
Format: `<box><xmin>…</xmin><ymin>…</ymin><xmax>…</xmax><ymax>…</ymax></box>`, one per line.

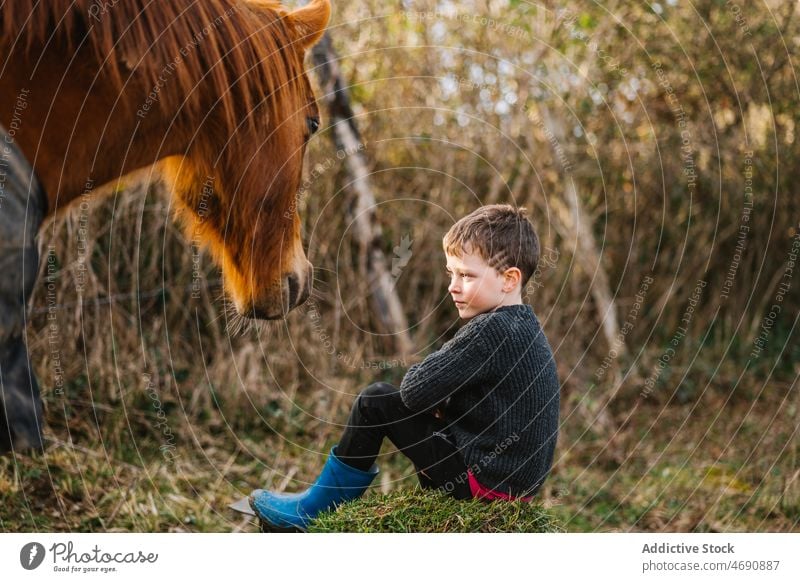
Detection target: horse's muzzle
<box><xmin>248</xmin><ymin>262</ymin><xmax>313</xmax><ymax>320</ymax></box>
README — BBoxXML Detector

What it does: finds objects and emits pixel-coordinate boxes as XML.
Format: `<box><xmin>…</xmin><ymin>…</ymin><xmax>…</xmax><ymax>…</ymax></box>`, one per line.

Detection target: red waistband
<box><xmin>467</xmin><ymin>470</ymin><xmax>534</xmax><ymax>502</ymax></box>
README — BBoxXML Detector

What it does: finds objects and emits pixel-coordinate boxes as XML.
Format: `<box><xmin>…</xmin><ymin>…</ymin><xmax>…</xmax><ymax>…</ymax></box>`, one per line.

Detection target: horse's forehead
<box><xmin>299</xmin><ymin>72</ymin><xmax>316</xmax><ymax>102</ymax></box>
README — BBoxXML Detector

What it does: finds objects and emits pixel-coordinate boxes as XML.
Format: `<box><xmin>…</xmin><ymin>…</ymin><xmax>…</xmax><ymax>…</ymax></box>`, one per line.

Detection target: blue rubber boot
<box><xmin>249</xmin><ymin>445</ymin><xmax>379</xmax><ymax>532</ymax></box>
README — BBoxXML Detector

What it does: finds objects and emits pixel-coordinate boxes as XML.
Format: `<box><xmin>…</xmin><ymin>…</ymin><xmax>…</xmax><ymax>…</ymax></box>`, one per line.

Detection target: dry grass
<box><xmin>4</xmin><ymin>0</ymin><xmax>800</xmax><ymax>531</ymax></box>
<box><xmin>2</xmin><ymin>158</ymin><xmax>796</xmax><ymax>532</ymax></box>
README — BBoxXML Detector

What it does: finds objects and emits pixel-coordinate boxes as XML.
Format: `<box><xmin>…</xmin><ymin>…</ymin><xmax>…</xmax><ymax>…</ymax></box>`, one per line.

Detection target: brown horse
<box><xmin>0</xmin><ymin>0</ymin><xmax>330</xmax><ymax>452</ymax></box>
<box><xmin>1</xmin><ymin>0</ymin><xmax>329</xmax><ymax>316</ymax></box>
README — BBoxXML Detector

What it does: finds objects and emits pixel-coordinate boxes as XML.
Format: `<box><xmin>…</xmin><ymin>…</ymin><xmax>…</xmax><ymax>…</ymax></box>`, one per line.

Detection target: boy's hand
<box><xmin>432</xmin><ymin>408</ymin><xmax>444</xmax><ymax>419</ymax></box>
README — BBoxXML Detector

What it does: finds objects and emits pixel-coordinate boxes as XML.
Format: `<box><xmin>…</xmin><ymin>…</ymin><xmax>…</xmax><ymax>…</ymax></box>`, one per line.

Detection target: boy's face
<box><xmin>445</xmin><ymin>246</ymin><xmax>519</xmax><ymax>319</ymax></box>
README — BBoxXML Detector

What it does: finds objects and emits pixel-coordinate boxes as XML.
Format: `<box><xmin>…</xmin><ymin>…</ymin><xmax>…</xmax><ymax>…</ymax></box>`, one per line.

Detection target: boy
<box><xmin>249</xmin><ymin>204</ymin><xmax>561</xmax><ymax>531</ymax></box>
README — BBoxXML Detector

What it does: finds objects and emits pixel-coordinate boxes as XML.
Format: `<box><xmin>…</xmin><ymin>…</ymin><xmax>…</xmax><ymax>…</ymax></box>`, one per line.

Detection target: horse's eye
<box><xmin>306</xmin><ymin>116</ymin><xmax>320</xmax><ymax>136</ymax></box>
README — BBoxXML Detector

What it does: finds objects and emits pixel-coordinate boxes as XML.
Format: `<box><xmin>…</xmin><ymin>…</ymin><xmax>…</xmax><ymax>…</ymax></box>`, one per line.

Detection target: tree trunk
<box><xmin>535</xmin><ymin>105</ymin><xmax>626</xmax><ymax>458</ymax></box>
<box><xmin>311</xmin><ymin>34</ymin><xmax>413</xmax><ymax>357</ymax></box>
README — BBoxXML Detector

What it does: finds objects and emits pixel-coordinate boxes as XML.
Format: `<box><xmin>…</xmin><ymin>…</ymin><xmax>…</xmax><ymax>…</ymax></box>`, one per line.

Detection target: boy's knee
<box><xmin>363</xmin><ymin>382</ymin><xmax>398</xmax><ymax>396</ymax></box>
<box><xmin>356</xmin><ymin>382</ymin><xmax>400</xmax><ymax>413</ymax></box>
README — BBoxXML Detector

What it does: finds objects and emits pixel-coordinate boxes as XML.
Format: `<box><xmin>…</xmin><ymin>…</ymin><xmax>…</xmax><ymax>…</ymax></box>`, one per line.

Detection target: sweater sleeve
<box><xmin>399</xmin><ymin>319</ymin><xmax>493</xmax><ymax>413</ymax></box>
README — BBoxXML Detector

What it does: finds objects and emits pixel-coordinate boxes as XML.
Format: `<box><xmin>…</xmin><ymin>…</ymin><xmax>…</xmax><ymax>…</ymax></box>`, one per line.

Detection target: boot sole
<box><xmin>229</xmin><ymin>497</ymin><xmax>304</xmax><ymax>532</ymax></box>
<box><xmin>229</xmin><ymin>497</ymin><xmax>256</xmax><ymax>517</ymax></box>
<box><xmin>259</xmin><ymin>520</ymin><xmax>304</xmax><ymax>533</ymax></box>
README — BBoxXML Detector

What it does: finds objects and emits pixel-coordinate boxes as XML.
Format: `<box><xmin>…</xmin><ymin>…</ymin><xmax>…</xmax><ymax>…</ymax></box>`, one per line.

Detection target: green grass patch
<box><xmin>308</xmin><ymin>488</ymin><xmax>562</xmax><ymax>533</ymax></box>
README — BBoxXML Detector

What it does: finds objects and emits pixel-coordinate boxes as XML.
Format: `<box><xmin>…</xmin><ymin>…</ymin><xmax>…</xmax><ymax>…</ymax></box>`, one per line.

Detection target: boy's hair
<box><xmin>443</xmin><ymin>204</ymin><xmax>540</xmax><ymax>288</ymax></box>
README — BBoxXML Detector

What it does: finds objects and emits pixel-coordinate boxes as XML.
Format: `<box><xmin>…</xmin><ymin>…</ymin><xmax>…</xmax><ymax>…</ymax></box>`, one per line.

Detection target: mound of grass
<box><xmin>307</xmin><ymin>488</ymin><xmax>562</xmax><ymax>533</ymax></box>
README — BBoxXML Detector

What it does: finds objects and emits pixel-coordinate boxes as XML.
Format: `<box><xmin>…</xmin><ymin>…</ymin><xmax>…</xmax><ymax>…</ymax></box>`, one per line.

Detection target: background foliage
<box><xmin>2</xmin><ymin>0</ymin><xmax>797</xmax><ymax>532</ymax></box>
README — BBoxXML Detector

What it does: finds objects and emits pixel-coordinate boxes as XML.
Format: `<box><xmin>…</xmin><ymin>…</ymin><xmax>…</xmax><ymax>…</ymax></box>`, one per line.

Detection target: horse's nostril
<box><xmin>286</xmin><ymin>273</ymin><xmax>300</xmax><ymax>307</ymax></box>
<box><xmin>299</xmin><ymin>264</ymin><xmax>313</xmax><ymax>304</ymax></box>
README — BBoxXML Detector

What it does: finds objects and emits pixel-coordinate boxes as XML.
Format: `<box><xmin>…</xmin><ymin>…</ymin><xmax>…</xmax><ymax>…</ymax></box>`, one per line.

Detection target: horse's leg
<box><xmin>0</xmin><ymin>125</ymin><xmax>46</xmax><ymax>454</ymax></box>
<box><xmin>0</xmin><ymin>339</ymin><xmax>44</xmax><ymax>453</ymax></box>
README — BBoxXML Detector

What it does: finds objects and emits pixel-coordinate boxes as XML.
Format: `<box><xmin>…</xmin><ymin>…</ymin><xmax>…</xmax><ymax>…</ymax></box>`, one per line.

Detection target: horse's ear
<box><xmin>287</xmin><ymin>0</ymin><xmax>331</xmax><ymax>51</ymax></box>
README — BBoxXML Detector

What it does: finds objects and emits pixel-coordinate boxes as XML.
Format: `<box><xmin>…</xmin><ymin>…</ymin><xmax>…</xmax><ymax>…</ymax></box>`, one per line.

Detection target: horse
<box><xmin>0</xmin><ymin>0</ymin><xmax>331</xmax><ymax>453</ymax></box>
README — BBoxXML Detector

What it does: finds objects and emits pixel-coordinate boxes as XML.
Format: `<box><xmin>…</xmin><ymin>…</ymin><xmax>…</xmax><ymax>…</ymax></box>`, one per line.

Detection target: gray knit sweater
<box><xmin>399</xmin><ymin>304</ymin><xmax>560</xmax><ymax>497</ymax></box>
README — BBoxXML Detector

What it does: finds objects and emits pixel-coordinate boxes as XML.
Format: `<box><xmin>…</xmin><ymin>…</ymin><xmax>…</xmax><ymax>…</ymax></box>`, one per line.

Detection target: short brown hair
<box><xmin>443</xmin><ymin>204</ymin><xmax>540</xmax><ymax>287</ymax></box>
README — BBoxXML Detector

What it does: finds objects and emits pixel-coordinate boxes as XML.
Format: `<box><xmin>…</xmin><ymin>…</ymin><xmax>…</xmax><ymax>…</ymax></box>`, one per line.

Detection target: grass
<box><xmin>2</xmin><ymin>379</ymin><xmax>797</xmax><ymax>533</ymax></box>
<box><xmin>308</xmin><ymin>489</ymin><xmax>562</xmax><ymax>533</ymax></box>
<box><xmin>541</xmin><ymin>388</ymin><xmax>800</xmax><ymax>532</ymax></box>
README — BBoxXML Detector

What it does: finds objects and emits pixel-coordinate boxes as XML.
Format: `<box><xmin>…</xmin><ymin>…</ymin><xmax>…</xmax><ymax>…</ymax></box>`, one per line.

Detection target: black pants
<box><xmin>337</xmin><ymin>382</ymin><xmax>473</xmax><ymax>500</ymax></box>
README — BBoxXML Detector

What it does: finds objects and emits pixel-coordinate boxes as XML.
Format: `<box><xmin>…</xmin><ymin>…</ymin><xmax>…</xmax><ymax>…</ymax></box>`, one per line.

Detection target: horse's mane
<box><xmin>1</xmin><ymin>0</ymin><xmax>309</xmax><ymax>135</ymax></box>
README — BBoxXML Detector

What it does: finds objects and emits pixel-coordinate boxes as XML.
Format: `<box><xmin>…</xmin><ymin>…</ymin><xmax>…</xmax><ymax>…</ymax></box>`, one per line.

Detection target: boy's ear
<box><xmin>503</xmin><ymin>267</ymin><xmax>522</xmax><ymax>292</ymax></box>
